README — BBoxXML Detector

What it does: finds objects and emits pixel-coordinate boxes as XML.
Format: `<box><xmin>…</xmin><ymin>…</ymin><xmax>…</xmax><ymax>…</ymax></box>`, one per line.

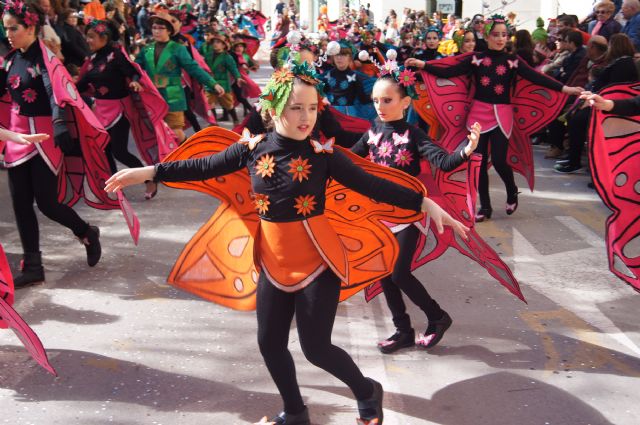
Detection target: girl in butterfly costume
<box><xmin>105</xmin><ymin>59</ymin><xmax>469</xmax><ymax>425</ymax></box>
<box><xmin>351</xmin><ymin>56</ymin><xmax>481</xmax><ymax>353</ymax></box>
<box><xmin>406</xmin><ymin>15</ymin><xmax>582</xmax><ymax>221</ymax></box>
<box><xmin>77</xmin><ymin>19</ymin><xmax>176</xmax><ymax>200</ymax></box>
<box><xmin>1</xmin><ymin>1</ymin><xmax>116</xmax><ymax>288</ymax></box>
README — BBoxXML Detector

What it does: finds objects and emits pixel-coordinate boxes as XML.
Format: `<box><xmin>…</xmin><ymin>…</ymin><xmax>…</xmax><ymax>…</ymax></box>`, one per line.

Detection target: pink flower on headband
<box><xmin>380</xmin><ymin>59</ymin><xmax>398</xmax><ymax>76</ymax></box>
<box><xmin>94</xmin><ymin>23</ymin><xmax>107</xmax><ymax>34</ymax></box>
<box><xmin>398</xmin><ymin>69</ymin><xmax>416</xmax><ymax>87</ymax></box>
<box><xmin>23</xmin><ymin>11</ymin><xmax>39</xmax><ymax>26</ymax></box>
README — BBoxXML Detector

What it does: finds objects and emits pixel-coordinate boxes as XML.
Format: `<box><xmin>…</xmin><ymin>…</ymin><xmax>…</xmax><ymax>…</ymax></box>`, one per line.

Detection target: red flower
<box><xmin>8</xmin><ymin>75</ymin><xmax>20</xmax><ymax>89</ymax></box>
<box><xmin>21</xmin><ymin>88</ymin><xmax>37</xmax><ymax>103</ymax></box>
<box><xmin>394</xmin><ymin>149</ymin><xmax>413</xmax><ymax>167</ymax></box>
<box><xmin>494</xmin><ymin>84</ymin><xmax>505</xmax><ymax>95</ymax></box>
<box><xmin>482</xmin><ymin>57</ymin><xmax>492</xmax><ymax>67</ymax></box>
<box><xmin>294</xmin><ymin>194</ymin><xmax>317</xmax><ymax>216</ymax></box>
<box><xmin>495</xmin><ymin>64</ymin><xmax>507</xmax><ymax>76</ymax></box>
<box><xmin>253</xmin><ymin>193</ymin><xmax>270</xmax><ymax>214</ymax></box>
<box><xmin>288</xmin><ymin>156</ymin><xmax>312</xmax><ymax>182</ymax></box>
<box><xmin>398</xmin><ymin>69</ymin><xmax>416</xmax><ymax>87</ymax></box>
<box><xmin>480</xmin><ymin>76</ymin><xmax>491</xmax><ymax>87</ymax></box>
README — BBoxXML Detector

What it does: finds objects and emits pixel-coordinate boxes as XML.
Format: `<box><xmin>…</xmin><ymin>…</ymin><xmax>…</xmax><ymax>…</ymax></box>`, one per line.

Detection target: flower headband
<box><xmin>86</xmin><ymin>19</ymin><xmax>111</xmax><ymax>37</ymax></box>
<box><xmin>3</xmin><ymin>0</ymin><xmax>40</xmax><ymax>27</ymax></box>
<box><xmin>452</xmin><ymin>28</ymin><xmax>472</xmax><ymax>49</ymax></box>
<box><xmin>484</xmin><ymin>14</ymin><xmax>511</xmax><ymax>37</ymax></box>
<box><xmin>359</xmin><ymin>49</ymin><xmax>419</xmax><ymax>99</ymax></box>
<box><xmin>259</xmin><ymin>60</ymin><xmax>326</xmax><ymax>117</ymax></box>
<box><xmin>425</xmin><ymin>25</ymin><xmax>443</xmax><ymax>40</ymax></box>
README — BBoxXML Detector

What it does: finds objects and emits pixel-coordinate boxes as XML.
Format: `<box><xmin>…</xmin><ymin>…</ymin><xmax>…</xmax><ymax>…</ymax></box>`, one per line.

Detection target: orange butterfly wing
<box><xmin>326</xmin><ymin>147</ymin><xmax>427</xmax><ymax>301</ymax></box>
<box><xmin>162</xmin><ymin>127</ymin><xmax>260</xmax><ymax>310</ymax></box>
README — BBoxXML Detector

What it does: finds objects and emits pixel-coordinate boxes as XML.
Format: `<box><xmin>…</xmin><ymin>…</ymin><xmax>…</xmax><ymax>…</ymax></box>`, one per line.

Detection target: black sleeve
<box><xmin>41</xmin><ymin>66</ymin><xmax>64</xmax><ymax>124</ymax></box>
<box><xmin>355</xmin><ymin>73</ymin><xmax>372</xmax><ymax>104</ymax></box>
<box><xmin>516</xmin><ymin>54</ymin><xmax>564</xmax><ymax>91</ymax></box>
<box><xmin>0</xmin><ymin>69</ymin><xmax>7</xmax><ymax>97</ymax></box>
<box><xmin>328</xmin><ymin>149</ymin><xmax>423</xmax><ymax>212</ymax></box>
<box><xmin>115</xmin><ymin>48</ymin><xmax>141</xmax><ymax>81</ymax></box>
<box><xmin>610</xmin><ymin>96</ymin><xmax>640</xmax><ymax>116</ymax></box>
<box><xmin>154</xmin><ymin>142</ymin><xmax>248</xmax><ymax>182</ymax></box>
<box><xmin>318</xmin><ymin>108</ymin><xmax>364</xmax><ymax>148</ymax></box>
<box><xmin>415</xmin><ymin>127</ymin><xmax>466</xmax><ymax>171</ymax></box>
<box><xmin>422</xmin><ymin>54</ymin><xmax>472</xmax><ymax>78</ymax></box>
<box><xmin>349</xmin><ymin>131</ymin><xmax>370</xmax><ymax>157</ymax></box>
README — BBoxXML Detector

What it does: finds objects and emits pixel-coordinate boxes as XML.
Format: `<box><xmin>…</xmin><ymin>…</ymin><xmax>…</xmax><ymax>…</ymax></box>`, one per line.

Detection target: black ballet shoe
<box><xmin>377</xmin><ymin>329</ymin><xmax>415</xmax><ymax>354</ymax></box>
<box><xmin>79</xmin><ymin>225</ymin><xmax>101</xmax><ymax>267</ymax></box>
<box><xmin>144</xmin><ymin>180</ymin><xmax>158</xmax><ymax>200</ymax></box>
<box><xmin>357</xmin><ymin>378</ymin><xmax>384</xmax><ymax>424</ymax></box>
<box><xmin>416</xmin><ymin>311</ymin><xmax>452</xmax><ymax>349</ymax></box>
<box><xmin>475</xmin><ymin>208</ymin><xmax>492</xmax><ymax>222</ymax></box>
<box><xmin>254</xmin><ymin>406</ymin><xmax>310</xmax><ymax>424</ymax></box>
<box><xmin>506</xmin><ymin>190</ymin><xmax>520</xmax><ymax>216</ymax></box>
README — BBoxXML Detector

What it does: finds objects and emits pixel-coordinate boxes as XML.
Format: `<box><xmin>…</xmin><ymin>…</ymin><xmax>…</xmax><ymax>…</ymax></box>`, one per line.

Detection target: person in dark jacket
<box><xmin>56</xmin><ymin>8</ymin><xmax>89</xmax><ymax>67</ymax></box>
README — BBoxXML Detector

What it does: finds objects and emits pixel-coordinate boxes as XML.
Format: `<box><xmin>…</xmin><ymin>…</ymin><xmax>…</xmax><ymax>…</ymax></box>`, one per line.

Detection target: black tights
<box><xmin>8</xmin><ymin>154</ymin><xmax>89</xmax><ymax>254</ymax></box>
<box><xmin>477</xmin><ymin>128</ymin><xmax>518</xmax><ymax>210</ymax></box>
<box><xmin>104</xmin><ymin>117</ymin><xmax>144</xmax><ymax>174</ymax></box>
<box><xmin>257</xmin><ymin>268</ymin><xmax>373</xmax><ymax>414</ymax></box>
<box><xmin>232</xmin><ymin>82</ymin><xmax>253</xmax><ymax>112</ymax></box>
<box><xmin>381</xmin><ymin>225</ymin><xmax>443</xmax><ymax>333</ymax></box>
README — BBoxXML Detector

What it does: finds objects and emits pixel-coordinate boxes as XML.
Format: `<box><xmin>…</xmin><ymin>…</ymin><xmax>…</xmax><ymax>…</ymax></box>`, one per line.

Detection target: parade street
<box><xmin>1</xmin><ymin>65</ymin><xmax>639</xmax><ymax>425</ymax></box>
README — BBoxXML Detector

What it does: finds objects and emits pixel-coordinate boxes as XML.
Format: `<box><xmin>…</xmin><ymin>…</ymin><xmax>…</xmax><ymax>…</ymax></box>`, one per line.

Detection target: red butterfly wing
<box><xmin>589</xmin><ymin>83</ymin><xmax>640</xmax><ymax>290</ymax></box>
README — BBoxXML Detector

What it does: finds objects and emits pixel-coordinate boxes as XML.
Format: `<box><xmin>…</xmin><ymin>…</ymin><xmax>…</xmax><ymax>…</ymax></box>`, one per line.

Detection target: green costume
<box><xmin>136</xmin><ymin>40</ymin><xmax>219</xmax><ymax>112</ymax></box>
<box><xmin>199</xmin><ymin>44</ymin><xmax>241</xmax><ymax>93</ymax></box>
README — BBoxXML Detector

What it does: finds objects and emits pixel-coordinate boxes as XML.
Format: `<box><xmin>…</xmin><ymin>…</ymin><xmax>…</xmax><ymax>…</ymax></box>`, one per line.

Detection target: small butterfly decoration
<box><xmin>507</xmin><ymin>59</ymin><xmax>519</xmax><ymax>69</ymax></box>
<box><xmin>238</xmin><ymin>128</ymin><xmax>265</xmax><ymax>150</ymax></box>
<box><xmin>471</xmin><ymin>55</ymin><xmax>483</xmax><ymax>67</ymax></box>
<box><xmin>260</xmin><ymin>89</ymin><xmax>275</xmax><ymax>102</ymax></box>
<box><xmin>310</xmin><ymin>137</ymin><xmax>335</xmax><ymax>153</ymax></box>
<box><xmin>347</xmin><ymin>74</ymin><xmax>357</xmax><ymax>82</ymax></box>
<box><xmin>367</xmin><ymin>130</ymin><xmax>383</xmax><ymax>146</ymax></box>
<box><xmin>107</xmin><ymin>52</ymin><xmax>115</xmax><ymax>62</ymax></box>
<box><xmin>392</xmin><ymin>129</ymin><xmax>409</xmax><ymax>146</ymax></box>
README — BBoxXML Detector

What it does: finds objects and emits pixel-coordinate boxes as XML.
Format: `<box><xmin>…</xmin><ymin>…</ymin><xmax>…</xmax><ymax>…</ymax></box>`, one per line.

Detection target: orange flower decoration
<box><xmin>273</xmin><ymin>69</ymin><xmax>294</xmax><ymax>84</ymax></box>
<box><xmin>253</xmin><ymin>193</ymin><xmax>270</xmax><ymax>214</ymax></box>
<box><xmin>298</xmin><ymin>73</ymin><xmax>320</xmax><ymax>85</ymax></box>
<box><xmin>294</xmin><ymin>194</ymin><xmax>317</xmax><ymax>216</ymax></box>
<box><xmin>255</xmin><ymin>154</ymin><xmax>276</xmax><ymax>178</ymax></box>
<box><xmin>288</xmin><ymin>156</ymin><xmax>312</xmax><ymax>182</ymax></box>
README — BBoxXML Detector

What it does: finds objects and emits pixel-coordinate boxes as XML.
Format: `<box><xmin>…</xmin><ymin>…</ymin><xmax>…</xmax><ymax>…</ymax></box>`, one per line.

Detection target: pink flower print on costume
<box><xmin>392</xmin><ymin>129</ymin><xmax>409</xmax><ymax>146</ymax></box>
<box><xmin>377</xmin><ymin>158</ymin><xmax>389</xmax><ymax>167</ymax></box>
<box><xmin>367</xmin><ymin>130</ymin><xmax>383</xmax><ymax>146</ymax></box>
<box><xmin>480</xmin><ymin>76</ymin><xmax>491</xmax><ymax>87</ymax></box>
<box><xmin>98</xmin><ymin>86</ymin><xmax>109</xmax><ymax>96</ymax></box>
<box><xmin>377</xmin><ymin>141</ymin><xmax>393</xmax><ymax>158</ymax></box>
<box><xmin>495</xmin><ymin>65</ymin><xmax>507</xmax><ymax>76</ymax></box>
<box><xmin>482</xmin><ymin>57</ymin><xmax>492</xmax><ymax>67</ymax></box>
<box><xmin>9</xmin><ymin>75</ymin><xmax>20</xmax><ymax>89</ymax></box>
<box><xmin>394</xmin><ymin>149</ymin><xmax>413</xmax><ymax>167</ymax></box>
<box><xmin>98</xmin><ymin>64</ymin><xmax>106</xmax><ymax>72</ymax></box>
<box><xmin>21</xmin><ymin>88</ymin><xmax>37</xmax><ymax>103</ymax></box>
<box><xmin>494</xmin><ymin>84</ymin><xmax>505</xmax><ymax>95</ymax></box>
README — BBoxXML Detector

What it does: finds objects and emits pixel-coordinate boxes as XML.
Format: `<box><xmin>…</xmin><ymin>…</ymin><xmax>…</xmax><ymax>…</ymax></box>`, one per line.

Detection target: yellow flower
<box><xmin>253</xmin><ymin>193</ymin><xmax>270</xmax><ymax>214</ymax></box>
<box><xmin>255</xmin><ymin>154</ymin><xmax>276</xmax><ymax>178</ymax></box>
<box><xmin>288</xmin><ymin>156</ymin><xmax>312</xmax><ymax>182</ymax></box>
<box><xmin>294</xmin><ymin>194</ymin><xmax>317</xmax><ymax>216</ymax></box>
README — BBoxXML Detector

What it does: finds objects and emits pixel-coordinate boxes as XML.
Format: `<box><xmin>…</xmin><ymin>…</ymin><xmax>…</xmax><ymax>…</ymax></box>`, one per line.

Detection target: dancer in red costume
<box><xmin>105</xmin><ymin>59</ymin><xmax>469</xmax><ymax>425</ymax></box>
<box><xmin>407</xmin><ymin>14</ymin><xmax>582</xmax><ymax>221</ymax></box>
<box><xmin>1</xmin><ymin>1</ymin><xmax>116</xmax><ymax>288</ymax></box>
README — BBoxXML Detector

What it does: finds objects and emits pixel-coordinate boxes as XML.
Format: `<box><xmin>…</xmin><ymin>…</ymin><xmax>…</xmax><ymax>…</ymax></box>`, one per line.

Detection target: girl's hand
<box><xmin>129</xmin><ymin>81</ymin><xmax>143</xmax><ymax>92</ymax></box>
<box><xmin>404</xmin><ymin>58</ymin><xmax>425</xmax><ymax>68</ymax></box>
<box><xmin>5</xmin><ymin>132</ymin><xmax>49</xmax><ymax>146</ymax></box>
<box><xmin>562</xmin><ymin>85</ymin><xmax>583</xmax><ymax>96</ymax></box>
<box><xmin>421</xmin><ymin>197</ymin><xmax>469</xmax><ymax>239</ymax></box>
<box><xmin>579</xmin><ymin>91</ymin><xmax>614</xmax><ymax>111</ymax></box>
<box><xmin>104</xmin><ymin>166</ymin><xmax>156</xmax><ymax>193</ymax></box>
<box><xmin>465</xmin><ymin>122</ymin><xmax>481</xmax><ymax>156</ymax></box>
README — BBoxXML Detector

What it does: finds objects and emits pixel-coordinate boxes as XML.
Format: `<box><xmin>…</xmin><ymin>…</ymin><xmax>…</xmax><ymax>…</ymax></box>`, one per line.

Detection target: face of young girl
<box><xmin>425</xmin><ymin>31</ymin><xmax>440</xmax><ymax>49</ymax></box>
<box><xmin>371</xmin><ymin>80</ymin><xmax>410</xmax><ymax>122</ymax></box>
<box><xmin>333</xmin><ymin>53</ymin><xmax>351</xmax><ymax>71</ymax></box>
<box><xmin>2</xmin><ymin>15</ymin><xmax>36</xmax><ymax>50</ymax></box>
<box><xmin>273</xmin><ymin>83</ymin><xmax>318</xmax><ymax>140</ymax></box>
<box><xmin>487</xmin><ymin>23</ymin><xmax>508</xmax><ymax>51</ymax></box>
<box><xmin>461</xmin><ymin>32</ymin><xmax>476</xmax><ymax>53</ymax></box>
<box><xmin>86</xmin><ymin>29</ymin><xmax>108</xmax><ymax>53</ymax></box>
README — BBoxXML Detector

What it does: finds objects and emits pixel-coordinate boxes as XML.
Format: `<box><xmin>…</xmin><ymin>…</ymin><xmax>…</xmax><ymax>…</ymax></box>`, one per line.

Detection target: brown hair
<box><xmin>605</xmin><ymin>33</ymin><xmax>636</xmax><ymax>63</ymax></box>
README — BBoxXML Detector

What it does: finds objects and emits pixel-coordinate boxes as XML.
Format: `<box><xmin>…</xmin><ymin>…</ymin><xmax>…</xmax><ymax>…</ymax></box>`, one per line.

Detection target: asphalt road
<box><xmin>1</xmin><ymin>65</ymin><xmax>639</xmax><ymax>425</ymax></box>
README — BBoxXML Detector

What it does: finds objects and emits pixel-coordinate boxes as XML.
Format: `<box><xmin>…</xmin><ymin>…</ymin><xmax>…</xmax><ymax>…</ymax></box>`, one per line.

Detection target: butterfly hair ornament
<box><xmin>484</xmin><ymin>14</ymin><xmax>511</xmax><ymax>37</ymax></box>
<box><xmin>1</xmin><ymin>0</ymin><xmax>42</xmax><ymax>27</ymax></box>
<box><xmin>359</xmin><ymin>49</ymin><xmax>419</xmax><ymax>99</ymax></box>
<box><xmin>259</xmin><ymin>58</ymin><xmax>327</xmax><ymax>117</ymax></box>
